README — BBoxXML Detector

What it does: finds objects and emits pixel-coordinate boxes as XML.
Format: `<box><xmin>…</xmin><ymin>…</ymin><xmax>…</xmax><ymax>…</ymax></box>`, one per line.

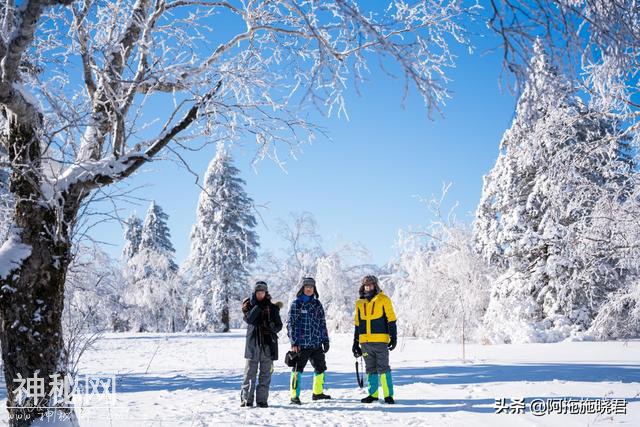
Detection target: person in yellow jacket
<box><xmin>352</xmin><ymin>275</ymin><xmax>397</xmax><ymax>404</ymax></box>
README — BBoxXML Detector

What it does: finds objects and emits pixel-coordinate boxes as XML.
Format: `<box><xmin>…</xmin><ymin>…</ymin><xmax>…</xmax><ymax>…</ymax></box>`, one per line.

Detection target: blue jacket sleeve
<box><xmin>318</xmin><ymin>302</ymin><xmax>329</xmax><ymax>343</ymax></box>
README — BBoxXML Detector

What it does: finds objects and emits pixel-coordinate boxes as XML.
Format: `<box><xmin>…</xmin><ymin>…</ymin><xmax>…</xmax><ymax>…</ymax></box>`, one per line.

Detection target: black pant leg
<box><xmin>293</xmin><ymin>348</ymin><xmax>312</xmax><ymax>372</ymax></box>
<box><xmin>308</xmin><ymin>346</ymin><xmax>327</xmax><ymax>374</ymax></box>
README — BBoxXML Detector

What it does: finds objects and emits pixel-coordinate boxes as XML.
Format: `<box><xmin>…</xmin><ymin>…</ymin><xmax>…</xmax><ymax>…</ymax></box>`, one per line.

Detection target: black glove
<box><xmin>321</xmin><ymin>341</ymin><xmax>330</xmax><ymax>353</ymax></box>
<box><xmin>387</xmin><ymin>321</ymin><xmax>398</xmax><ymax>351</ymax></box>
<box><xmin>352</xmin><ymin>340</ymin><xmax>362</xmax><ymax>358</ymax></box>
<box><xmin>388</xmin><ymin>336</ymin><xmax>397</xmax><ymax>351</ymax></box>
<box><xmin>250</xmin><ymin>293</ymin><xmax>258</xmax><ymax>306</ymax></box>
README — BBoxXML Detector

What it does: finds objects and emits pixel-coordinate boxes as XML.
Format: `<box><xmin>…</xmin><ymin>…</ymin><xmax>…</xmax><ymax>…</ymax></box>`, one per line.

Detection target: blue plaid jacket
<box><xmin>287</xmin><ymin>295</ymin><xmax>329</xmax><ymax>348</ymax></box>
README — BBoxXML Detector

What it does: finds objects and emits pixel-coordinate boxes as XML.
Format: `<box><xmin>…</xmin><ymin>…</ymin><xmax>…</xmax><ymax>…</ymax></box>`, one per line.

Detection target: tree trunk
<box><xmin>221</xmin><ymin>292</ymin><xmax>230</xmax><ymax>333</ymax></box>
<box><xmin>0</xmin><ymin>117</ymin><xmax>80</xmax><ymax>425</ymax></box>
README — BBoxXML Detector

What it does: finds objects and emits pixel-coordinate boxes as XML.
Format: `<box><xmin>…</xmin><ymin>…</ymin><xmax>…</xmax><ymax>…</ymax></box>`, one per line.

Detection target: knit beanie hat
<box><xmin>254</xmin><ymin>281</ymin><xmax>268</xmax><ymax>292</ymax></box>
<box><xmin>362</xmin><ymin>275</ymin><xmax>378</xmax><ymax>286</ymax></box>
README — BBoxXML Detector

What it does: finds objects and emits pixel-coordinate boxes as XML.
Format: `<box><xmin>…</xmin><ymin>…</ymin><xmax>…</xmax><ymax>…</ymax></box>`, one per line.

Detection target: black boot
<box><xmin>240</xmin><ymin>401</ymin><xmax>253</xmax><ymax>407</ymax></box>
<box><xmin>257</xmin><ymin>402</ymin><xmax>269</xmax><ymax>408</ymax></box>
<box><xmin>290</xmin><ymin>397</ymin><xmax>302</xmax><ymax>405</ymax></box>
<box><xmin>361</xmin><ymin>395</ymin><xmax>378</xmax><ymax>403</ymax></box>
<box><xmin>384</xmin><ymin>396</ymin><xmax>395</xmax><ymax>404</ymax></box>
<box><xmin>312</xmin><ymin>393</ymin><xmax>332</xmax><ymax>400</ymax></box>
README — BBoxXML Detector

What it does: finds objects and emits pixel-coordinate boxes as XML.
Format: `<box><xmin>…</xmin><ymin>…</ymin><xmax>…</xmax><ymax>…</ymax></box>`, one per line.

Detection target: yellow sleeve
<box><xmin>384</xmin><ymin>296</ymin><xmax>397</xmax><ymax>322</ymax></box>
<box><xmin>354</xmin><ymin>301</ymin><xmax>360</xmax><ymax>326</ymax></box>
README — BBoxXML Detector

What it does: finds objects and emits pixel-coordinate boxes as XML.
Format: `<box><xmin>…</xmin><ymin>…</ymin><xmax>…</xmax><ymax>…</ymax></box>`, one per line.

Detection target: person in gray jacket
<box><xmin>240</xmin><ymin>281</ymin><xmax>283</xmax><ymax>408</ymax></box>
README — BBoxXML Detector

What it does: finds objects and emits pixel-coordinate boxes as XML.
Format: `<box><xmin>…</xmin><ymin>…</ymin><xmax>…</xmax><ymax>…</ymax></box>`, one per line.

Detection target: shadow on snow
<box><xmin>0</xmin><ymin>363</ymin><xmax>638</xmax><ymax>413</ymax></box>
<box><xmin>109</xmin><ymin>362</ymin><xmax>640</xmax><ymax>393</ymax></box>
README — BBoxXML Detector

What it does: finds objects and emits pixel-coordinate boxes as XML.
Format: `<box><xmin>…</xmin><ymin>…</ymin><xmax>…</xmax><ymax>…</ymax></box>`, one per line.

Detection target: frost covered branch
<box><xmin>488</xmin><ymin>0</ymin><xmax>640</xmax><ymax>126</ymax></box>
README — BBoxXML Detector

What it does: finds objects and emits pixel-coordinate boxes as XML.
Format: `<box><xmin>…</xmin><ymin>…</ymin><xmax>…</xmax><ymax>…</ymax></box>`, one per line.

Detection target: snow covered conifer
<box><xmin>475</xmin><ymin>39</ymin><xmax>573</xmax><ymax>268</ymax></box>
<box><xmin>140</xmin><ymin>201</ymin><xmax>177</xmax><ymax>270</ymax></box>
<box><xmin>122</xmin><ymin>214</ymin><xmax>143</xmax><ymax>260</ymax></box>
<box><xmin>125</xmin><ymin>201</ymin><xmax>181</xmax><ymax>331</ymax></box>
<box><xmin>478</xmin><ymin>41</ymin><xmax>637</xmax><ymax>342</ymax></box>
<box><xmin>186</xmin><ymin>143</ymin><xmax>259</xmax><ymax>332</ymax></box>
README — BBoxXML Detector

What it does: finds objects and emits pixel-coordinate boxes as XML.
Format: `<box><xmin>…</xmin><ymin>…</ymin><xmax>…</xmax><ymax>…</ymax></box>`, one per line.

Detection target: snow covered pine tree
<box><xmin>476</xmin><ymin>40</ymin><xmax>635</xmax><ymax>343</ymax></box>
<box><xmin>122</xmin><ymin>214</ymin><xmax>143</xmax><ymax>261</ymax></box>
<box><xmin>185</xmin><ymin>143</ymin><xmax>259</xmax><ymax>332</ymax></box>
<box><xmin>126</xmin><ymin>202</ymin><xmax>182</xmax><ymax>332</ymax></box>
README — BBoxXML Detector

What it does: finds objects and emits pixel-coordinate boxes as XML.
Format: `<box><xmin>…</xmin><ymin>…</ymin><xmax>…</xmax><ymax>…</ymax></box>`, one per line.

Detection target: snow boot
<box><xmin>363</xmin><ymin>373</ymin><xmax>381</xmax><ymax>403</ymax></box>
<box><xmin>312</xmin><ymin>393</ymin><xmax>332</xmax><ymax>400</ymax></box>
<box><xmin>240</xmin><ymin>401</ymin><xmax>253</xmax><ymax>407</ymax></box>
<box><xmin>381</xmin><ymin>371</ymin><xmax>394</xmax><ymax>401</ymax></box>
<box><xmin>290</xmin><ymin>371</ymin><xmax>301</xmax><ymax>401</ymax></box>
<box><xmin>290</xmin><ymin>397</ymin><xmax>302</xmax><ymax>405</ymax></box>
<box><xmin>312</xmin><ymin>372</ymin><xmax>331</xmax><ymax>400</ymax></box>
<box><xmin>384</xmin><ymin>396</ymin><xmax>395</xmax><ymax>404</ymax></box>
<box><xmin>257</xmin><ymin>402</ymin><xmax>268</xmax><ymax>408</ymax></box>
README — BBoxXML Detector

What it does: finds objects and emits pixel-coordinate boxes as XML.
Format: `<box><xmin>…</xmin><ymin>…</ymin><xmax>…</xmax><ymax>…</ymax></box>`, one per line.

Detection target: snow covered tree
<box><xmin>477</xmin><ymin>42</ymin><xmax>637</xmax><ymax>342</ymax></box>
<box><xmin>475</xmin><ymin>40</ymin><xmax>574</xmax><ymax>267</ymax></box>
<box><xmin>0</xmin><ymin>0</ymin><xmax>473</xmax><ymax>422</ymax></box>
<box><xmin>185</xmin><ymin>143</ymin><xmax>259</xmax><ymax>332</ymax></box>
<box><xmin>65</xmin><ymin>244</ymin><xmax>129</xmax><ymax>333</ymax></box>
<box><xmin>122</xmin><ymin>214</ymin><xmax>143</xmax><ymax>260</ymax></box>
<box><xmin>390</xmin><ymin>188</ymin><xmax>494</xmax><ymax>344</ymax></box>
<box><xmin>141</xmin><ymin>202</ymin><xmax>177</xmax><ymax>268</ymax></box>
<box><xmin>488</xmin><ymin>1</ymin><xmax>640</xmax><ymax>136</ymax></box>
<box><xmin>584</xmin><ymin>172</ymin><xmax>640</xmax><ymax>339</ymax></box>
<box><xmin>589</xmin><ymin>281</ymin><xmax>640</xmax><ymax>340</ymax></box>
<box><xmin>125</xmin><ymin>201</ymin><xmax>183</xmax><ymax>332</ymax></box>
<box><xmin>256</xmin><ymin>212</ymin><xmax>325</xmax><ymax>313</ymax></box>
<box><xmin>255</xmin><ymin>212</ymin><xmax>376</xmax><ymax>330</ymax></box>
<box><xmin>543</xmin><ymin>112</ymin><xmax>635</xmax><ymax>324</ymax></box>
<box><xmin>315</xmin><ymin>253</ymin><xmax>355</xmax><ymax>333</ymax></box>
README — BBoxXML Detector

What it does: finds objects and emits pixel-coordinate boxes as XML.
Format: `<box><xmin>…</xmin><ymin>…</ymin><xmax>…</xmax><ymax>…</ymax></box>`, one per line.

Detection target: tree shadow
<box><xmin>106</xmin><ymin>362</ymin><xmax>640</xmax><ymax>395</ymax></box>
<box><xmin>385</xmin><ymin>363</ymin><xmax>640</xmax><ymax>385</ymax></box>
<box><xmin>99</xmin><ymin>332</ymin><xmax>247</xmax><ymax>341</ymax></box>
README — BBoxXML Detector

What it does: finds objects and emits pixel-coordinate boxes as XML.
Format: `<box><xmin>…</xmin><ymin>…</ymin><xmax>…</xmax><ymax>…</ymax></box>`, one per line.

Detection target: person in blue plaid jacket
<box><xmin>287</xmin><ymin>277</ymin><xmax>331</xmax><ymax>404</ymax></box>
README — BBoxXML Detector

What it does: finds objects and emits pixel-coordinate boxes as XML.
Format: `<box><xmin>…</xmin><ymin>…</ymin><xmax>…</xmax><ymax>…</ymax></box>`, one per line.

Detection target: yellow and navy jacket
<box><xmin>354</xmin><ymin>290</ymin><xmax>397</xmax><ymax>344</ymax></box>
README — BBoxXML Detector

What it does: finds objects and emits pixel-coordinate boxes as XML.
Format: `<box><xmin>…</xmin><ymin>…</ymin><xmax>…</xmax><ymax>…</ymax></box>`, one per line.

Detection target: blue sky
<box><xmin>88</xmin><ymin>29</ymin><xmax>517</xmax><ymax>266</ymax></box>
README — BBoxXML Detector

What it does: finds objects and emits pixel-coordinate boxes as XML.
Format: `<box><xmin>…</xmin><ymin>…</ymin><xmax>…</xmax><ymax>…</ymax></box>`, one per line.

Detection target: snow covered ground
<box><xmin>1</xmin><ymin>331</ymin><xmax>638</xmax><ymax>426</ymax></box>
